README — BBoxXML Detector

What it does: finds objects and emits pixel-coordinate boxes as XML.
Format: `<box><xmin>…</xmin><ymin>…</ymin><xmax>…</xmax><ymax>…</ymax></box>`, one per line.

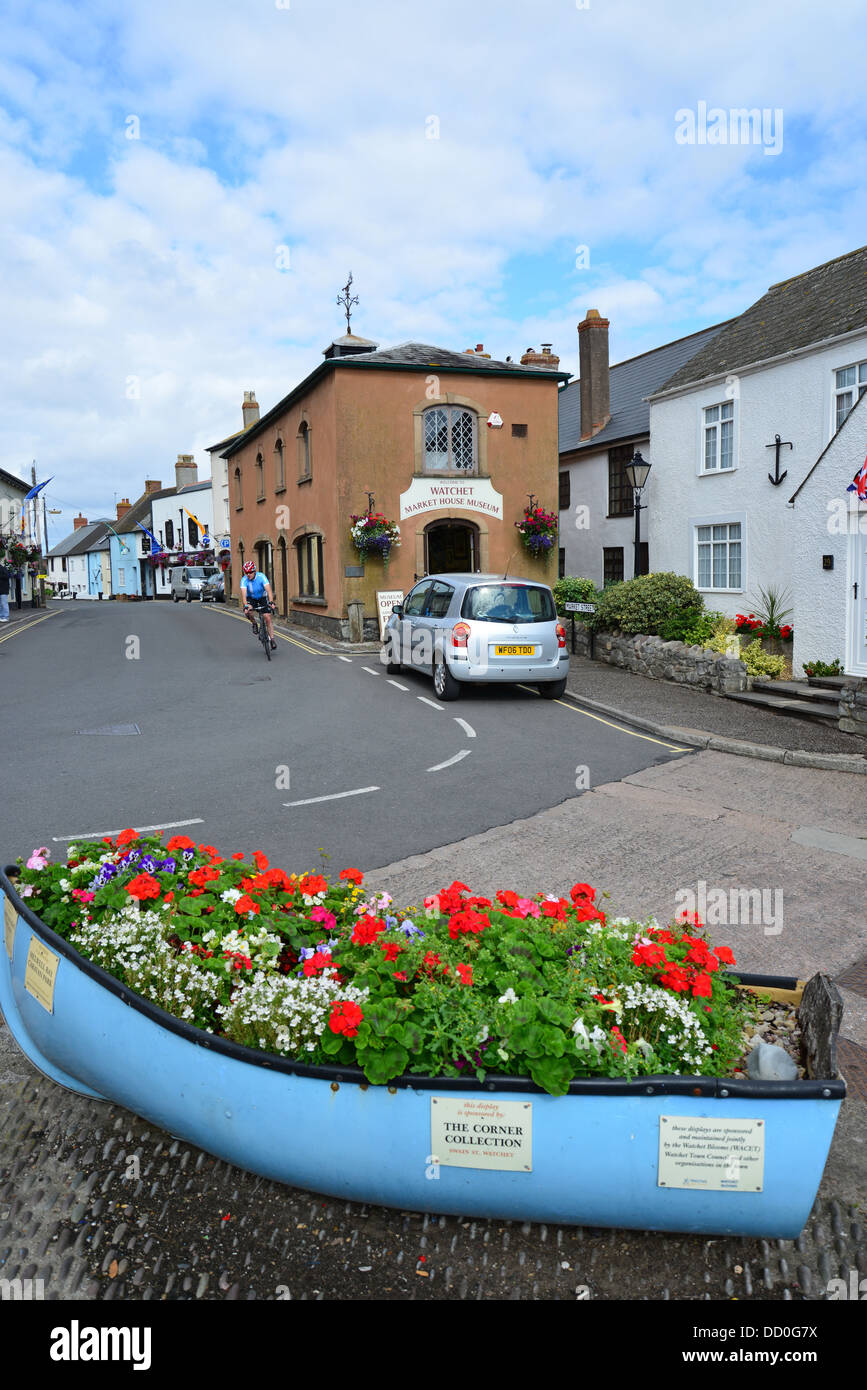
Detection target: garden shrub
<box><xmin>741</xmin><ymin>640</ymin><xmax>787</xmax><ymax>679</ymax></box>
<box><xmin>592</xmin><ymin>572</ymin><xmax>704</xmax><ymax>636</ymax></box>
<box><xmin>552</xmin><ymin>576</ymin><xmax>598</xmax><ymax>616</ymax></box>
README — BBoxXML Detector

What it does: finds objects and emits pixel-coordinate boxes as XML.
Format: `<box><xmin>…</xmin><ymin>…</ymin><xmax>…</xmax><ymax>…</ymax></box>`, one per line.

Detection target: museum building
<box><xmin>220</xmin><ymin>332</ymin><xmax>568</xmax><ymax>640</ymax></box>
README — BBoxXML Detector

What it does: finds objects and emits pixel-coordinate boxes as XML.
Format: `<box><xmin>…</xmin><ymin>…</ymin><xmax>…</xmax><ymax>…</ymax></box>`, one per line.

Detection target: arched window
<box><xmin>165</xmin><ymin>519</ymin><xmax>175</xmax><ymax>549</ymax></box>
<box><xmin>255</xmin><ymin>453</ymin><xmax>265</xmax><ymax>500</ymax></box>
<box><xmin>297</xmin><ymin>420</ymin><xmax>311</xmax><ymax>480</ymax></box>
<box><xmin>423</xmin><ymin>406</ymin><xmax>477</xmax><ymax>474</ymax></box>
<box><xmin>294</xmin><ymin>532</ymin><xmax>324</xmax><ymax>597</ymax></box>
<box><xmin>274</xmin><ymin>439</ymin><xmax>285</xmax><ymax>491</ymax></box>
<box><xmin>233</xmin><ymin>467</ymin><xmax>242</xmax><ymax>510</ymax></box>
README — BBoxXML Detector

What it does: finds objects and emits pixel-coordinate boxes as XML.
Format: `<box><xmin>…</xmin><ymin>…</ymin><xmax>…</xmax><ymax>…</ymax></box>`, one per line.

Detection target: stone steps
<box><xmin>724</xmin><ymin>690</ymin><xmax>839</xmax><ymax>724</ymax></box>
<box><xmin>752</xmin><ymin>679</ymin><xmax>839</xmax><ymax>704</ymax></box>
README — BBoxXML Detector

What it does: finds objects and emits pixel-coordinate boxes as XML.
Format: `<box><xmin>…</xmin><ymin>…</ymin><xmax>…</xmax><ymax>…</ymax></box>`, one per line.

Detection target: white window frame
<box><xmin>701</xmin><ymin>400</ymin><xmax>735</xmax><ymax>474</ymax></box>
<box><xmin>692</xmin><ymin>517</ymin><xmax>745</xmax><ymax>593</ymax></box>
<box><xmin>833</xmin><ymin>360</ymin><xmax>867</xmax><ymax>434</ymax></box>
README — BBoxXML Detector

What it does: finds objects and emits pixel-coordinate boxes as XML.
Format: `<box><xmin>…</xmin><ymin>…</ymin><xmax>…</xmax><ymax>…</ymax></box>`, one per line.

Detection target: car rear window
<box><xmin>188</xmin><ymin>567</ymin><xmax>218</xmax><ymax>578</ymax></box>
<box><xmin>461</xmin><ymin>584</ymin><xmax>556</xmax><ymax>623</ymax></box>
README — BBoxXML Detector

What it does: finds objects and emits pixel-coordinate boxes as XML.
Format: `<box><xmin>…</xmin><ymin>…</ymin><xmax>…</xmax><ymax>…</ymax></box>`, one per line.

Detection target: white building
<box><xmin>149</xmin><ymin>459</ymin><xmax>214</xmax><ymax>597</ymax></box>
<box><xmin>790</xmin><ymin>393</ymin><xmax>867</xmax><ymax>677</ymax></box>
<box><xmin>646</xmin><ymin>246</ymin><xmax>867</xmax><ymax>659</ymax></box>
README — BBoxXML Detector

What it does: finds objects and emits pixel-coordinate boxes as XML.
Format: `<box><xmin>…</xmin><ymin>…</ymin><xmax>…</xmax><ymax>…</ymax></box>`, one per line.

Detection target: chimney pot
<box><xmin>116</xmin><ymin>498</ymin><xmax>131</xmax><ymax>520</ymax></box>
<box><xmin>578</xmin><ymin>310</ymin><xmax>610</xmax><ymax>440</ymax></box>
<box><xmin>475</xmin><ymin>343</ymin><xmax>484</xmax><ymax>352</ymax></box>
<box><xmin>242</xmin><ymin>391</ymin><xmax>260</xmax><ymax>428</ymax></box>
<box><xmin>144</xmin><ymin>479</ymin><xmax>163</xmax><ymax>495</ymax></box>
<box><xmin>175</xmin><ymin>455</ymin><xmax>198</xmax><ymax>489</ymax></box>
<box><xmin>73</xmin><ymin>514</ymin><xmax>88</xmax><ymax>530</ymax></box>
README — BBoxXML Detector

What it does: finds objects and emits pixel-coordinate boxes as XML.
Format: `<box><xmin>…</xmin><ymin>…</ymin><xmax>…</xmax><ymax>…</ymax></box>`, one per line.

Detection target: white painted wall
<box><xmin>792</xmin><ymin>394</ymin><xmax>867</xmax><ymax>677</ymax></box>
<box><xmin>559</xmin><ymin>438</ymin><xmax>650</xmax><ymax>586</ymax></box>
<box><xmin>67</xmin><ymin>553</ymin><xmax>92</xmax><ymax>597</ymax></box>
<box><xmin>150</xmin><ymin>484</ymin><xmax>215</xmax><ymax>596</ymax></box>
<box><xmin>648</xmin><ymin>330</ymin><xmax>867</xmax><ymax>621</ymax></box>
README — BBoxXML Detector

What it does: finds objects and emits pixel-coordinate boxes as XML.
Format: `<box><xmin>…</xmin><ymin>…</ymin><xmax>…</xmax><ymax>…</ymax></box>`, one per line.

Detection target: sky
<box><xmin>2</xmin><ymin>0</ymin><xmax>867</xmax><ymax>545</ymax></box>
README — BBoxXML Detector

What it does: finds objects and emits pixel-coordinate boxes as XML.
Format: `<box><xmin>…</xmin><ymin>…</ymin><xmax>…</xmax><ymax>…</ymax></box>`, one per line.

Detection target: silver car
<box><xmin>170</xmin><ymin>565</ymin><xmax>220</xmax><ymax>602</ymax></box>
<box><xmin>383</xmin><ymin>572</ymin><xmax>569</xmax><ymax>702</ymax></box>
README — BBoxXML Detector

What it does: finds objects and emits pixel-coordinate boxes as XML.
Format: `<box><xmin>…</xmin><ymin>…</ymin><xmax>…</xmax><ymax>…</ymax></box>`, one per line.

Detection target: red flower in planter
<box><xmin>329</xmin><ymin>1001</ymin><xmax>364</xmax><ymax>1038</ymax></box>
<box><xmin>692</xmin><ymin>972</ymin><xmax>713</xmax><ymax>999</ymax></box>
<box><xmin>126</xmin><ymin>873</ymin><xmax>161</xmax><ymax>901</ymax></box>
<box><xmin>234</xmin><ymin>895</ymin><xmax>260</xmax><ymax>916</ymax></box>
<box><xmin>116</xmin><ymin>828</ymin><xmax>139</xmax><ymax>847</ymax></box>
<box><xmin>456</xmin><ymin>963</ymin><xmax>473</xmax><ymax>986</ymax></box>
<box><xmin>340</xmin><ymin>868</ymin><xmax>364</xmax><ymax>885</ymax></box>
<box><xmin>447</xmin><ymin>909</ymin><xmax>491</xmax><ymax>940</ymax></box>
<box><xmin>167</xmin><ymin>835</ymin><xmax>196</xmax><ymax>852</ymax></box>
<box><xmin>715</xmin><ymin>945</ymin><xmax>736</xmax><ymax>966</ymax></box>
<box><xmin>351</xmin><ymin>915</ymin><xmax>385</xmax><ymax>946</ymax></box>
<box><xmin>570</xmin><ymin>882</ymin><xmax>595</xmax><ymax>903</ymax></box>
<box><xmin>253</xmin><ymin>851</ymin><xmax>269</xmax><ymax>872</ymax></box>
<box><xmin>380</xmin><ymin>941</ymin><xmax>402</xmax><ymax>963</ymax></box>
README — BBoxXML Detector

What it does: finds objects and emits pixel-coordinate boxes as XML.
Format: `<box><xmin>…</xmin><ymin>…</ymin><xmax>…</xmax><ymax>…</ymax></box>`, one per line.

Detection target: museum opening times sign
<box><xmin>399</xmin><ymin>477</ymin><xmax>504</xmax><ymax>520</ymax></box>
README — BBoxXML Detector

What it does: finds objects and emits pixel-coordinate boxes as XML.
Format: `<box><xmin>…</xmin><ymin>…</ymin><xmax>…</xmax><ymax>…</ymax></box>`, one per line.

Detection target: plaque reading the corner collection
<box><xmin>25</xmin><ymin>938</ymin><xmax>60</xmax><ymax>1013</ymax></box>
<box><xmin>3</xmin><ymin>897</ymin><xmax>16</xmax><ymax>960</ymax></box>
<box><xmin>658</xmin><ymin>1115</ymin><xmax>765</xmax><ymax>1192</ymax></box>
<box><xmin>431</xmin><ymin>1096</ymin><xmax>532</xmax><ymax>1172</ymax></box>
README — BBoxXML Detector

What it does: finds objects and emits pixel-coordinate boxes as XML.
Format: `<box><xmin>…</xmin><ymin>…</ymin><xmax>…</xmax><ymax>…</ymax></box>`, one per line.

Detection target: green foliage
<box><xmin>748</xmin><ymin>584</ymin><xmax>793</xmax><ymax>638</ymax></box>
<box><xmin>592</xmin><ymin>572</ymin><xmax>704</xmax><ymax>636</ymax></box>
<box><xmin>803</xmin><ymin>658</ymin><xmax>843</xmax><ymax>678</ymax></box>
<box><xmin>741</xmin><ymin>639</ymin><xmax>787</xmax><ymax>679</ymax></box>
<box><xmin>552</xmin><ymin>576</ymin><xmax>598</xmax><ymax>615</ymax></box>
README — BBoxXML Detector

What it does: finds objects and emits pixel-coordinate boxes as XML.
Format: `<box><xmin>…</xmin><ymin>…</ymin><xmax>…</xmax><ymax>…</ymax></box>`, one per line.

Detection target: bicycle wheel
<box><xmin>261</xmin><ymin>622</ymin><xmax>271</xmax><ymax>661</ymax></box>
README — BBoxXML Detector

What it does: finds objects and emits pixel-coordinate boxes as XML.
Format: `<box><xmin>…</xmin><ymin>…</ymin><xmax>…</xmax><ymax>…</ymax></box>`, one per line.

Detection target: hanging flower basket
<box><xmin>350</xmin><ymin>512</ymin><xmax>401</xmax><ymax>567</ymax></box>
<box><xmin>515</xmin><ymin>506</ymin><xmax>558</xmax><ymax>559</ymax></box>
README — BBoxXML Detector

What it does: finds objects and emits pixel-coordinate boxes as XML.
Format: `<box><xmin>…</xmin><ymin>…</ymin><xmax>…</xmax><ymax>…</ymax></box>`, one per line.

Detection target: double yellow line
<box><xmin>207</xmin><ymin>604</ymin><xmax>323</xmax><ymax>655</ymax></box>
<box><xmin>0</xmin><ymin>609</ymin><xmax>60</xmax><ymax>645</ymax></box>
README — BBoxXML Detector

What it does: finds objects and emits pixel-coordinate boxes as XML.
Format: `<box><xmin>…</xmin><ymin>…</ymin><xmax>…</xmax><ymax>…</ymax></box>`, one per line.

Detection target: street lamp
<box><xmin>624</xmin><ymin>451</ymin><xmax>651</xmax><ymax>578</ymax></box>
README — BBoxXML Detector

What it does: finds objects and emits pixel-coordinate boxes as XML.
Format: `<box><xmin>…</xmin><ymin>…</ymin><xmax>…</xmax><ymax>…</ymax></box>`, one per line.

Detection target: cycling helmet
<box><xmin>242</xmin><ymin>560</ymin><xmax>256</xmax><ymax>575</ymax></box>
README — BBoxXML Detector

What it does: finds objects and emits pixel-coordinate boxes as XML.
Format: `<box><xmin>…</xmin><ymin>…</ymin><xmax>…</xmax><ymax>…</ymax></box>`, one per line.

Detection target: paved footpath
<box><xmin>1</xmin><ymin>748</ymin><xmax>866</xmax><ymax>1301</ymax></box>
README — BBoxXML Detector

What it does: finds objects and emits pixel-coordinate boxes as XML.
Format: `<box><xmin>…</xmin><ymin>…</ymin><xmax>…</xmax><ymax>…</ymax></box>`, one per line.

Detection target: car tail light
<box><xmin>452</xmin><ymin>622</ymin><xmax>472</xmax><ymax>649</ymax></box>
<box><xmin>556</xmin><ymin>623</ymin><xmax>567</xmax><ymax>649</ymax></box>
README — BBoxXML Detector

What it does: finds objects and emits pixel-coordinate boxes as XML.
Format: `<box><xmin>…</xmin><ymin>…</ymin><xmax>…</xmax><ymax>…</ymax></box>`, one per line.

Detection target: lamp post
<box><xmin>624</xmin><ymin>451</ymin><xmax>651</xmax><ymax>578</ymax></box>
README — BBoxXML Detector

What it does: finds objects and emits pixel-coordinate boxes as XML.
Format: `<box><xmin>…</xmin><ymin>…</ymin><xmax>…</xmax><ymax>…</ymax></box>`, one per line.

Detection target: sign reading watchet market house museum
<box><xmin>399</xmin><ymin>477</ymin><xmax>503</xmax><ymax>520</ymax></box>
<box><xmin>431</xmin><ymin>1096</ymin><xmax>533</xmax><ymax>1171</ymax></box>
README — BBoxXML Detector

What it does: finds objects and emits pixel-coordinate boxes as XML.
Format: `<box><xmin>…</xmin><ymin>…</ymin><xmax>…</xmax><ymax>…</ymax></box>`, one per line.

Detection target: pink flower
<box><xmin>71</xmin><ymin>889</ymin><xmax>95</xmax><ymax>904</ymax></box>
<box><xmin>310</xmin><ymin>905</ymin><xmax>337</xmax><ymax>932</ymax></box>
<box><xmin>514</xmin><ymin>898</ymin><xmax>541</xmax><ymax>919</ymax></box>
<box><xmin>26</xmin><ymin>847</ymin><xmax>50</xmax><ymax>870</ymax></box>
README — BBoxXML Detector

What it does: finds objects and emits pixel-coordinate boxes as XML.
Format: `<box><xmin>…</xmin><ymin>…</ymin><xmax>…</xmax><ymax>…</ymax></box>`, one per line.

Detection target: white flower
<box><xmin>221</xmin><ymin>888</ymin><xmax>242</xmax><ymax>904</ymax></box>
<box><xmin>498</xmin><ymin>988</ymin><xmax>518</xmax><ymax>1005</ymax></box>
<box><xmin>497</xmin><ymin>1048</ymin><xmax>509</xmax><ymax>1062</ymax></box>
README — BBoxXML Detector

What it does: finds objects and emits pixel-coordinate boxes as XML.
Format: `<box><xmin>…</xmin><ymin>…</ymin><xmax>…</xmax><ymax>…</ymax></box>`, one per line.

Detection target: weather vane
<box><xmin>337</xmin><ymin>272</ymin><xmax>359</xmax><ymax>333</ymax></box>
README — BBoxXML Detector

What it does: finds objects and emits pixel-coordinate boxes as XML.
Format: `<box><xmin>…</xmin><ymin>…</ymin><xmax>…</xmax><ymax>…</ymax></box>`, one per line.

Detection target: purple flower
<box><xmin>399</xmin><ymin>921</ymin><xmax>425</xmax><ymax>940</ymax></box>
<box><xmin>156</xmin><ymin>857</ymin><xmax>177</xmax><ymax>874</ymax></box>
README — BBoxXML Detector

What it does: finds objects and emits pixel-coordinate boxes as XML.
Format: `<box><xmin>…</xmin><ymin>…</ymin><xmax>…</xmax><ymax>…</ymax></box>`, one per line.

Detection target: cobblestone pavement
<box><xmin>1</xmin><ymin>1040</ymin><xmax>863</xmax><ymax>1302</ymax></box>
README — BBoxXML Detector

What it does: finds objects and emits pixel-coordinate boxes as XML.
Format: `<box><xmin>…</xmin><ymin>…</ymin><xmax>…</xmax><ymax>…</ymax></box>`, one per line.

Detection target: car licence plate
<box><xmin>494</xmin><ymin>644</ymin><xmax>535</xmax><ymax>656</ymax></box>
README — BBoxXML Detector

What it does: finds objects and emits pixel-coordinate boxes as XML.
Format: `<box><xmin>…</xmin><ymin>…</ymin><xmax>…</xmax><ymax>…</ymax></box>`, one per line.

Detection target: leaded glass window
<box><xmin>423</xmin><ymin>406</ymin><xmax>477</xmax><ymax>474</ymax></box>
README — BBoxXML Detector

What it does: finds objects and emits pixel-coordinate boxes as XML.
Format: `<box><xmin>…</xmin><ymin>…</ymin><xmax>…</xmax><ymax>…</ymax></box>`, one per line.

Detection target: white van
<box><xmin>170</xmin><ymin>566</ymin><xmax>220</xmax><ymax>602</ymax></box>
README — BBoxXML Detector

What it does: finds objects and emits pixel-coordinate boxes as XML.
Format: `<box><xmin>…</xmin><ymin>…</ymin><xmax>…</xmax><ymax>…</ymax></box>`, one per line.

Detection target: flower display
<box><xmin>349</xmin><ymin>511</ymin><xmax>401</xmax><ymax>566</ymax></box>
<box><xmin>515</xmin><ymin>505</ymin><xmax>558</xmax><ymax>559</ymax></box>
<box><xmin>15</xmin><ymin>836</ymin><xmax>753</xmax><ymax>1096</ymax></box>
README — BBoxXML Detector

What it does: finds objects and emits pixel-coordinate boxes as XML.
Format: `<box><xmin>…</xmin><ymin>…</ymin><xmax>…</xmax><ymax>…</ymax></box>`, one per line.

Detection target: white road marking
<box><xmin>283</xmin><ymin>786</ymin><xmax>379</xmax><ymax>808</ymax></box>
<box><xmin>388</xmin><ymin>679</ymin><xmax>409</xmax><ymax>691</ymax></box>
<box><xmin>336</xmin><ymin>655</ymin><xmax>352</xmax><ymax>663</ymax></box>
<box><xmin>453</xmin><ymin>717</ymin><xmax>476</xmax><ymax>738</ymax></box>
<box><xmin>417</xmin><ymin>696</ymin><xmax>443</xmax><ymax>711</ymax></box>
<box><xmin>427</xmin><ymin>749</ymin><xmax>472</xmax><ymax>772</ymax></box>
<box><xmin>52</xmin><ymin>817</ymin><xmax>205</xmax><ymax>843</ymax></box>
<box><xmin>362</xmin><ymin>666</ymin><xmax>380</xmax><ymax>676</ymax></box>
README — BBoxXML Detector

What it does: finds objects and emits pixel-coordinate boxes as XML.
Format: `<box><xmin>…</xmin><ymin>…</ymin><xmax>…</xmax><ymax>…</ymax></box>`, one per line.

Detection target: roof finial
<box><xmin>337</xmin><ymin>272</ymin><xmax>359</xmax><ymax>334</ymax></box>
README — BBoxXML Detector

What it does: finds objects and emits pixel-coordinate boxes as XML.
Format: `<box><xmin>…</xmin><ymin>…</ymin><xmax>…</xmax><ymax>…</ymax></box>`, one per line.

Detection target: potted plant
<box><xmin>350</xmin><ymin>511</ymin><xmax>401</xmax><ymax>567</ymax></box>
<box><xmin>515</xmin><ymin>505</ymin><xmax>558</xmax><ymax>560</ymax></box>
<box><xmin>0</xmin><ymin>837</ymin><xmax>844</xmax><ymax>1237</ymax></box>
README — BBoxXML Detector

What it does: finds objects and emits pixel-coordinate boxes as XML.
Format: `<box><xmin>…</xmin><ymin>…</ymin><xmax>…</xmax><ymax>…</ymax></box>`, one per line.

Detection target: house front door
<box><xmin>849</xmin><ymin>527</ymin><xmax>867</xmax><ymax>675</ymax></box>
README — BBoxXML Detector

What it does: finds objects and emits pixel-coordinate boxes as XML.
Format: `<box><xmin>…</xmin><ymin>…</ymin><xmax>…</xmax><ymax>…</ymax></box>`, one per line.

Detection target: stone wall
<box><xmin>570</xmin><ymin>624</ymin><xmax>748</xmax><ymax>694</ymax></box>
<box><xmin>838</xmin><ymin>680</ymin><xmax>867</xmax><ymax>735</ymax></box>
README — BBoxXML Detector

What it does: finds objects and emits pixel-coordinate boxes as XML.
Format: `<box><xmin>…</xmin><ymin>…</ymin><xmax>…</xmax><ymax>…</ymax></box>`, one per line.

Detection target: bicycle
<box><xmin>248</xmin><ymin>602</ymin><xmax>277</xmax><ymax>661</ymax></box>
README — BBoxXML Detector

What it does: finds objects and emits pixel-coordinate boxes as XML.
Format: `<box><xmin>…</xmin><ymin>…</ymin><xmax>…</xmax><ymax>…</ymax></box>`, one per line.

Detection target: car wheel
<box><xmin>537</xmin><ymin>678</ymin><xmax>567</xmax><ymax>699</ymax></box>
<box><xmin>433</xmin><ymin>657</ymin><xmax>461</xmax><ymax>702</ymax></box>
<box><xmin>186</xmin><ymin>592</ymin><xmax>192</xmax><ymax>603</ymax></box>
<box><xmin>383</xmin><ymin>644</ymin><xmax>401</xmax><ymax>675</ymax></box>
<box><xmin>172</xmin><ymin>593</ymin><xmax>179</xmax><ymax>603</ymax></box>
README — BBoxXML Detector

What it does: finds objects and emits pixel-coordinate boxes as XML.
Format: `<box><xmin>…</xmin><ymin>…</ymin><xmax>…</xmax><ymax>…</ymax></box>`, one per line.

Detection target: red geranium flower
<box><xmin>189</xmin><ymin>865</ymin><xmax>221</xmax><ymax>887</ymax></box>
<box><xmin>456</xmin><ymin>963</ymin><xmax>473</xmax><ymax>986</ymax></box>
<box><xmin>329</xmin><ymin>1001</ymin><xmax>364</xmax><ymax>1038</ymax></box>
<box><xmin>303</xmin><ymin>950</ymin><xmax>333</xmax><ymax>977</ymax></box>
<box><xmin>380</xmin><ymin>941</ymin><xmax>402</xmax><ymax>962</ymax></box>
<box><xmin>116</xmin><ymin>828</ymin><xmax>139</xmax><ymax>847</ymax></box>
<box><xmin>541</xmin><ymin>898</ymin><xmax>568</xmax><ymax>920</ymax></box>
<box><xmin>232</xmin><ymin>852</ymin><xmax>245</xmax><ymax>860</ymax></box>
<box><xmin>126</xmin><ymin>873</ymin><xmax>161</xmax><ymax>901</ymax></box>
<box><xmin>632</xmin><ymin>942</ymin><xmax>668</xmax><ymax>969</ymax></box>
<box><xmin>234</xmin><ymin>895</ymin><xmax>260</xmax><ymax>916</ymax></box>
<box><xmin>351</xmin><ymin>915</ymin><xmax>386</xmax><ymax>946</ymax></box>
<box><xmin>570</xmin><ymin>882</ymin><xmax>595</xmax><ymax>903</ymax></box>
<box><xmin>299</xmin><ymin>873</ymin><xmax>328</xmax><ymax>897</ymax></box>
<box><xmin>166</xmin><ymin>835</ymin><xmax>196</xmax><ymax>852</ymax></box>
<box><xmin>692</xmin><ymin>972</ymin><xmax>713</xmax><ymax>999</ymax></box>
<box><xmin>496</xmin><ymin>890</ymin><xmax>519</xmax><ymax>909</ymax></box>
<box><xmin>715</xmin><ymin>946</ymin><xmax>736</xmax><ymax>966</ymax></box>
<box><xmin>253</xmin><ymin>851</ymin><xmax>269</xmax><ymax>872</ymax></box>
<box><xmin>447</xmin><ymin>909</ymin><xmax>491</xmax><ymax>940</ymax></box>
<box><xmin>340</xmin><ymin>868</ymin><xmax>364</xmax><ymax>885</ymax></box>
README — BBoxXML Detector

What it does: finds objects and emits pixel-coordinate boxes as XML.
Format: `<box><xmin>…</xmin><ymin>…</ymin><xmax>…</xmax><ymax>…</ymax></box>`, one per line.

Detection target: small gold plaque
<box><xmin>3</xmin><ymin>896</ymin><xmax>16</xmax><ymax>961</ymax></box>
<box><xmin>25</xmin><ymin>937</ymin><xmax>60</xmax><ymax>1013</ymax></box>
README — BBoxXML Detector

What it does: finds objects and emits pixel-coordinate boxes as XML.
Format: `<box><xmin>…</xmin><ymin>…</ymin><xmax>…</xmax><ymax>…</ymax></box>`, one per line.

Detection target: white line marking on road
<box><xmin>388</xmin><ymin>679</ymin><xmax>409</xmax><ymax>691</ymax></box>
<box><xmin>283</xmin><ymin>786</ymin><xmax>379</xmax><ymax>808</ymax></box>
<box><xmin>336</xmin><ymin>655</ymin><xmax>352</xmax><ymax>663</ymax></box>
<box><xmin>427</xmin><ymin>749</ymin><xmax>471</xmax><ymax>772</ymax></box>
<box><xmin>52</xmin><ymin>817</ymin><xmax>205</xmax><ymax>842</ymax></box>
<box><xmin>453</xmin><ymin>717</ymin><xmax>476</xmax><ymax>738</ymax></box>
<box><xmin>362</xmin><ymin>666</ymin><xmax>380</xmax><ymax>676</ymax></box>
<box><xmin>418</xmin><ymin>696</ymin><xmax>443</xmax><ymax>710</ymax></box>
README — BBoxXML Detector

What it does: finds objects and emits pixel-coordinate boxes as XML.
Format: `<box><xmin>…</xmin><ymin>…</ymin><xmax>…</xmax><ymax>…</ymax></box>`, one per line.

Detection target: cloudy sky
<box><xmin>3</xmin><ymin>0</ymin><xmax>866</xmax><ymax>542</ymax></box>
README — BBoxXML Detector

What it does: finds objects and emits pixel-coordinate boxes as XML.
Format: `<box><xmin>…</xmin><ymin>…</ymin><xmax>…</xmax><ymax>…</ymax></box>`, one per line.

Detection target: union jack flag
<box><xmin>847</xmin><ymin>451</ymin><xmax>867</xmax><ymax>501</ymax></box>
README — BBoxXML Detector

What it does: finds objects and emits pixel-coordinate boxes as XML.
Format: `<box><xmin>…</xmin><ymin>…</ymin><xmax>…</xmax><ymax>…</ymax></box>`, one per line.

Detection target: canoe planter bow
<box><xmin>0</xmin><ymin>868</ymin><xmax>845</xmax><ymax>1237</ymax></box>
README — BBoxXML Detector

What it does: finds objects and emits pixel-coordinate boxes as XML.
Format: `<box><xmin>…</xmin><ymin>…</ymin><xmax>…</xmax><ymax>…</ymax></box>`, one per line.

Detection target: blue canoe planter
<box><xmin>0</xmin><ymin>868</ymin><xmax>845</xmax><ymax>1238</ymax></box>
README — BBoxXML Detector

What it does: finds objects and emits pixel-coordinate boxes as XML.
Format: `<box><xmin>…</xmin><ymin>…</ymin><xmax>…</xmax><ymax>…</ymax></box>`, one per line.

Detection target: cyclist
<box><xmin>240</xmin><ymin>560</ymin><xmax>277</xmax><ymax>650</ymax></box>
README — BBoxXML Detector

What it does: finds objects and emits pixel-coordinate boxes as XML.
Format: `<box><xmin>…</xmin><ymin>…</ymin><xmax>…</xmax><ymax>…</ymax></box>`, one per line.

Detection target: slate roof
<box><xmin>47</xmin><ymin>521</ymin><xmax>110</xmax><ymax>558</ymax></box>
<box><xmin>559</xmin><ymin>322</ymin><xmax>729</xmax><ymax>455</ymax></box>
<box><xmin>788</xmin><ymin>389</ymin><xmax>867</xmax><ymax>503</ymax></box>
<box><xmin>0</xmin><ymin>467</ymin><xmax>29</xmax><ymax>494</ymax></box>
<box><xmin>222</xmin><ymin>341</ymin><xmax>569</xmax><ymax>458</ymax></box>
<box><xmin>114</xmin><ymin>487</ymin><xmax>179</xmax><ymax>534</ymax></box>
<box><xmin>653</xmin><ymin>245</ymin><xmax>867</xmax><ymax>397</ymax></box>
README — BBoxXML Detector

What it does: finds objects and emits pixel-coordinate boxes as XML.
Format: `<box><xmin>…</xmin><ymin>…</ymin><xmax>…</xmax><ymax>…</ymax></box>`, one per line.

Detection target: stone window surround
<box><xmin>297</xmin><ymin>416</ymin><xmax>312</xmax><ymax>484</ymax></box>
<box><xmin>291</xmin><ymin>522</ymin><xmax>325</xmax><ymax>603</ymax></box>
<box><xmin>412</xmin><ymin>392</ymin><xmax>487</xmax><ymax>479</ymax></box>
<box><xmin>274</xmin><ymin>438</ymin><xmax>286</xmax><ymax>493</ymax></box>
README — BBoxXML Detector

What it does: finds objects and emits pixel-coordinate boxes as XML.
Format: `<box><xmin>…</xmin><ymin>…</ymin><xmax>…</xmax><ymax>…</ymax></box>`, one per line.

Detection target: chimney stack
<box><xmin>73</xmin><ymin>514</ymin><xmax>88</xmax><ymax>530</ymax></box>
<box><xmin>144</xmin><ymin>479</ymin><xmax>163</xmax><ymax>495</ymax></box>
<box><xmin>520</xmin><ymin>344</ymin><xmax>561</xmax><ymax>370</ymax></box>
<box><xmin>175</xmin><ymin>454</ymin><xmax>198</xmax><ymax>489</ymax></box>
<box><xmin>116</xmin><ymin>498</ymin><xmax>131</xmax><ymax>520</ymax></box>
<box><xmin>242</xmin><ymin>391</ymin><xmax>260</xmax><ymax>429</ymax></box>
<box><xmin>578</xmin><ymin>310</ymin><xmax>610</xmax><ymax>440</ymax></box>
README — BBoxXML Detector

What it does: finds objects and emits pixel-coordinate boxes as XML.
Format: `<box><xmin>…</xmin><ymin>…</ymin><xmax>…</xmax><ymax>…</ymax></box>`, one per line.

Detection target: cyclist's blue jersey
<box><xmin>243</xmin><ymin>572</ymin><xmax>268</xmax><ymax>600</ymax></box>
